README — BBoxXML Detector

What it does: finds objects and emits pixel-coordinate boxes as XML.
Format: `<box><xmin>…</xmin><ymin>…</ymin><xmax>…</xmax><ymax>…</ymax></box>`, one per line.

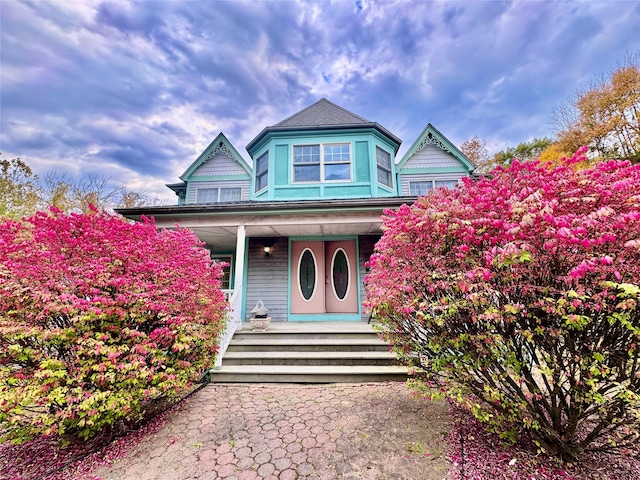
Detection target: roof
<box><xmin>246</xmin><ymin>99</ymin><xmax>401</xmax><ymax>154</ymax></box>
<box><xmin>117</xmin><ymin>196</ymin><xmax>417</xmax><ymax>218</ymax></box>
<box><xmin>275</xmin><ymin>98</ymin><xmax>371</xmax><ymax>127</ymax></box>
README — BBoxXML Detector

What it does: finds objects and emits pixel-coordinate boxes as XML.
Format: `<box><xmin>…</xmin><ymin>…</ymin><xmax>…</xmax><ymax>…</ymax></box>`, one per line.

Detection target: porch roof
<box><xmin>116</xmin><ymin>197</ymin><xmax>416</xmax><ymax>249</ymax></box>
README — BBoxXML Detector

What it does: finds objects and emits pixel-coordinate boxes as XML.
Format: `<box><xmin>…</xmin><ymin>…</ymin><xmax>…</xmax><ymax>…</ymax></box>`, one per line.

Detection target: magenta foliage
<box><xmin>0</xmin><ymin>208</ymin><xmax>227</xmax><ymax>443</ymax></box>
<box><xmin>366</xmin><ymin>149</ymin><xmax>640</xmax><ymax>460</ymax></box>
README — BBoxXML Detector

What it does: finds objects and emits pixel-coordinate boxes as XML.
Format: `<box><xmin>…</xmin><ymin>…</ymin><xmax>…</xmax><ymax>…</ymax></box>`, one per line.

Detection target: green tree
<box><xmin>491</xmin><ymin>137</ymin><xmax>553</xmax><ymax>168</ymax></box>
<box><xmin>0</xmin><ymin>155</ymin><xmax>40</xmax><ymax>220</ymax></box>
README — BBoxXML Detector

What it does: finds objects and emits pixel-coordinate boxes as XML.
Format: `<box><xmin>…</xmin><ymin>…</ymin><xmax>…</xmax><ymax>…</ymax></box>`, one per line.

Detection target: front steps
<box><xmin>212</xmin><ymin>322</ymin><xmax>408</xmax><ymax>383</ymax></box>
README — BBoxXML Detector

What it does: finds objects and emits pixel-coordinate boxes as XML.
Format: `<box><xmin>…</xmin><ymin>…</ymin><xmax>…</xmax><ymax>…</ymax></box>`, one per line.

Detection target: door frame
<box><xmin>288</xmin><ymin>235</ymin><xmax>362</xmax><ymax>321</ymax></box>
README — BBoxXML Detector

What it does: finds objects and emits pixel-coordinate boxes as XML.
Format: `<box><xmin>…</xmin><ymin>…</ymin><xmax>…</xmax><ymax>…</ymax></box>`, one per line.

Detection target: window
<box><xmin>293</xmin><ymin>143</ymin><xmax>351</xmax><ymax>182</ymax></box>
<box><xmin>323</xmin><ymin>144</ymin><xmax>351</xmax><ymax>181</ymax></box>
<box><xmin>255</xmin><ymin>152</ymin><xmax>268</xmax><ymax>192</ymax></box>
<box><xmin>409</xmin><ymin>179</ymin><xmax>459</xmax><ymax>196</ymax></box>
<box><xmin>196</xmin><ymin>187</ymin><xmax>242</xmax><ymax>203</ymax></box>
<box><xmin>211</xmin><ymin>255</ymin><xmax>232</xmax><ymax>290</ymax></box>
<box><xmin>376</xmin><ymin>147</ymin><xmax>392</xmax><ymax>188</ymax></box>
<box><xmin>293</xmin><ymin>145</ymin><xmax>320</xmax><ymax>182</ymax></box>
<box><xmin>409</xmin><ymin>181</ymin><xmax>432</xmax><ymax>196</ymax></box>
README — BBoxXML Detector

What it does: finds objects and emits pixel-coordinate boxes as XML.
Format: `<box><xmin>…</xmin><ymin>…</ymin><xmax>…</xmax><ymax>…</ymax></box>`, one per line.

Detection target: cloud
<box><xmin>1</xmin><ymin>0</ymin><xmax>638</xmax><ymax>199</ymax></box>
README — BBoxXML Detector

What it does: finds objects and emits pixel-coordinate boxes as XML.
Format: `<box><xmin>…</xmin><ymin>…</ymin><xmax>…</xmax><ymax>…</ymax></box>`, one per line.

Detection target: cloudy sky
<box><xmin>1</xmin><ymin>0</ymin><xmax>639</xmax><ymax>201</ymax></box>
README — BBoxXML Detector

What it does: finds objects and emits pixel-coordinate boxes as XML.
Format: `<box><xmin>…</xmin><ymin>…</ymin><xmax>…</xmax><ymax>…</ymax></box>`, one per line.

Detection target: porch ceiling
<box><xmin>153</xmin><ymin>212</ymin><xmax>384</xmax><ymax>249</ymax></box>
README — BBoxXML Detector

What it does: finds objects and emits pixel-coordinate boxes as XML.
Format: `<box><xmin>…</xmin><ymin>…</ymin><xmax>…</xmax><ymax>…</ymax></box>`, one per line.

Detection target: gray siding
<box><xmin>192</xmin><ymin>152</ymin><xmax>248</xmax><ymax>176</ymax></box>
<box><xmin>402</xmin><ymin>144</ymin><xmax>460</xmax><ymax>169</ymax></box>
<box><xmin>399</xmin><ymin>173</ymin><xmax>465</xmax><ymax>196</ymax></box>
<box><xmin>244</xmin><ymin>237</ymin><xmax>289</xmax><ymax>321</ymax></box>
<box><xmin>187</xmin><ymin>180</ymin><xmax>250</xmax><ymax>204</ymax></box>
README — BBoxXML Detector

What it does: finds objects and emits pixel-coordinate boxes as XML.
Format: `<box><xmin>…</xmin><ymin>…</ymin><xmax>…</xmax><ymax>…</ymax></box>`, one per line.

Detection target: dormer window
<box><xmin>293</xmin><ymin>143</ymin><xmax>351</xmax><ymax>183</ymax></box>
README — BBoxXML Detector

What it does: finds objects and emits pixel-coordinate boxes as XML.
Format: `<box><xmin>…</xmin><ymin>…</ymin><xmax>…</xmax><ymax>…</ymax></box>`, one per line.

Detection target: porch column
<box><xmin>233</xmin><ymin>224</ymin><xmax>246</xmax><ymax>330</ymax></box>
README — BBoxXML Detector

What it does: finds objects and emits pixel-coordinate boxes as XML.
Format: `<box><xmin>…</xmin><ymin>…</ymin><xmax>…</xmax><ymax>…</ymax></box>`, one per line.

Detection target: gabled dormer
<box><xmin>170</xmin><ymin>132</ymin><xmax>252</xmax><ymax>205</ymax></box>
<box><xmin>396</xmin><ymin>123</ymin><xmax>475</xmax><ymax>196</ymax></box>
<box><xmin>245</xmin><ymin>99</ymin><xmax>402</xmax><ymax>201</ymax></box>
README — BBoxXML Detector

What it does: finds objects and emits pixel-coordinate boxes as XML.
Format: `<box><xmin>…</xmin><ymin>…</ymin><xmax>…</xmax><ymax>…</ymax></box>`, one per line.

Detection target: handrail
<box><xmin>214</xmin><ymin>289</ymin><xmax>242</xmax><ymax>369</ymax></box>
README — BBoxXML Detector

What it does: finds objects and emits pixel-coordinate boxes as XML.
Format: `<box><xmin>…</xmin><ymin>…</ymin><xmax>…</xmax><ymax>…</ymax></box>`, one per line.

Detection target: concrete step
<box><xmin>222</xmin><ymin>350</ymin><xmax>399</xmax><ymax>366</ymax></box>
<box><xmin>211</xmin><ymin>365</ymin><xmax>409</xmax><ymax>383</ymax></box>
<box><xmin>213</xmin><ymin>322</ymin><xmax>407</xmax><ymax>383</ymax></box>
<box><xmin>227</xmin><ymin>338</ymin><xmax>390</xmax><ymax>352</ymax></box>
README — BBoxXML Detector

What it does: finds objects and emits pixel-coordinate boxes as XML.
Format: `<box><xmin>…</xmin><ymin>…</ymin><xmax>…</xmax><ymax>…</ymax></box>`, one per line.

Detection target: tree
<box><xmin>0</xmin><ymin>209</ymin><xmax>228</xmax><ymax>443</ymax></box>
<box><xmin>491</xmin><ymin>137</ymin><xmax>553</xmax><ymax>168</ymax></box>
<box><xmin>553</xmin><ymin>54</ymin><xmax>640</xmax><ymax>162</ymax></box>
<box><xmin>0</xmin><ymin>155</ymin><xmax>40</xmax><ymax>220</ymax></box>
<box><xmin>460</xmin><ymin>136</ymin><xmax>491</xmax><ymax>172</ymax></box>
<box><xmin>365</xmin><ymin>148</ymin><xmax>640</xmax><ymax>461</ymax></box>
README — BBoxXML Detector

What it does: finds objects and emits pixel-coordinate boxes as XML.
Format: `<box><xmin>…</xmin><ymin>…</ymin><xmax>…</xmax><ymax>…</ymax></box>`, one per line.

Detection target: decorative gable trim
<box><xmin>397</xmin><ymin>123</ymin><xmax>475</xmax><ymax>172</ymax></box>
<box><xmin>180</xmin><ymin>132</ymin><xmax>252</xmax><ymax>181</ymax></box>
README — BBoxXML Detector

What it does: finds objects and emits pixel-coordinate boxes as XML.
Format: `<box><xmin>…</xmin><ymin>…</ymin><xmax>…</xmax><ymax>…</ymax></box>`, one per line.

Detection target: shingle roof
<box><xmin>245</xmin><ymin>98</ymin><xmax>401</xmax><ymax>154</ymax></box>
<box><xmin>275</xmin><ymin>98</ymin><xmax>371</xmax><ymax>127</ymax></box>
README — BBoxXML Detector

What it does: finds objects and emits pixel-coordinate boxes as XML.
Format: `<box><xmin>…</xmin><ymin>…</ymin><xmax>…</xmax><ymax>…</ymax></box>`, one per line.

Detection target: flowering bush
<box><xmin>366</xmin><ymin>148</ymin><xmax>640</xmax><ymax>460</ymax></box>
<box><xmin>0</xmin><ymin>209</ymin><xmax>227</xmax><ymax>443</ymax></box>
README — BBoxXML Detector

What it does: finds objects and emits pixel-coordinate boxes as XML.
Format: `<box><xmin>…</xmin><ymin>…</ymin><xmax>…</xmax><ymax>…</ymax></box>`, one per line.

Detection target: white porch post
<box><xmin>233</xmin><ymin>224</ymin><xmax>246</xmax><ymax>331</ymax></box>
<box><xmin>214</xmin><ymin>224</ymin><xmax>246</xmax><ymax>369</ymax></box>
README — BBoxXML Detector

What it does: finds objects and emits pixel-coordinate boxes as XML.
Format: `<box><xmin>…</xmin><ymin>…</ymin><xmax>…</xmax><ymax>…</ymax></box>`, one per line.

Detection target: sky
<box><xmin>1</xmin><ymin>0</ymin><xmax>639</xmax><ymax>202</ymax></box>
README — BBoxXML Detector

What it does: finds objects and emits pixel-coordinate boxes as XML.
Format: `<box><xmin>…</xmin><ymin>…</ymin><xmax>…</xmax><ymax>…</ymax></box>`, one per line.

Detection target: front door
<box><xmin>290</xmin><ymin>240</ymin><xmax>358</xmax><ymax>315</ymax></box>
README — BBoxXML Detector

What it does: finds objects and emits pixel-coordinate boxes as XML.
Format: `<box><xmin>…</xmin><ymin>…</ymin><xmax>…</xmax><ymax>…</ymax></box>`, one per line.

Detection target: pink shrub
<box><xmin>366</xmin><ymin>149</ymin><xmax>640</xmax><ymax>460</ymax></box>
<box><xmin>0</xmin><ymin>208</ymin><xmax>227</xmax><ymax>443</ymax></box>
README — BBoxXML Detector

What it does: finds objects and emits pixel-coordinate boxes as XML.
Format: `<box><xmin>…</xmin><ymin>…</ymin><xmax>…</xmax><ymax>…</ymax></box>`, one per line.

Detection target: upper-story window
<box><xmin>409</xmin><ymin>179</ymin><xmax>459</xmax><ymax>196</ymax></box>
<box><xmin>376</xmin><ymin>147</ymin><xmax>392</xmax><ymax>188</ymax></box>
<box><xmin>196</xmin><ymin>187</ymin><xmax>242</xmax><ymax>203</ymax></box>
<box><xmin>255</xmin><ymin>152</ymin><xmax>268</xmax><ymax>192</ymax></box>
<box><xmin>293</xmin><ymin>143</ymin><xmax>351</xmax><ymax>182</ymax></box>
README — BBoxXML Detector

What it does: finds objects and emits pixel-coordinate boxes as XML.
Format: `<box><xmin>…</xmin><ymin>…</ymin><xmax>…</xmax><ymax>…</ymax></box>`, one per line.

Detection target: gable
<box><xmin>397</xmin><ymin>124</ymin><xmax>475</xmax><ymax>173</ymax></box>
<box><xmin>181</xmin><ymin>132</ymin><xmax>251</xmax><ymax>181</ymax></box>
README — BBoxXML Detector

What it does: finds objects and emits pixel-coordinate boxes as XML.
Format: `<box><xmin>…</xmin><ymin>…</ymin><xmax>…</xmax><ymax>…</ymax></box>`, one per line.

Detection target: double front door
<box><xmin>290</xmin><ymin>240</ymin><xmax>358</xmax><ymax>315</ymax></box>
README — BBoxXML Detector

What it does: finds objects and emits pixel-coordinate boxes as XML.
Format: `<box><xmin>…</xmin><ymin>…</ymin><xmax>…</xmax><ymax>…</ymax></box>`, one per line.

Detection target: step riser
<box><xmin>234</xmin><ymin>332</ymin><xmax>380</xmax><ymax>341</ymax></box>
<box><xmin>222</xmin><ymin>358</ymin><xmax>398</xmax><ymax>367</ymax></box>
<box><xmin>227</xmin><ymin>344</ymin><xmax>390</xmax><ymax>353</ymax></box>
<box><xmin>212</xmin><ymin>373</ymin><xmax>407</xmax><ymax>383</ymax></box>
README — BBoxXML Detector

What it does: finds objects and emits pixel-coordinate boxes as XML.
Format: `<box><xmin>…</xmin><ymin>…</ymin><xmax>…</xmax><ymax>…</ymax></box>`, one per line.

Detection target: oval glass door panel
<box><xmin>299</xmin><ymin>249</ymin><xmax>316</xmax><ymax>300</ymax></box>
<box><xmin>332</xmin><ymin>249</ymin><xmax>349</xmax><ymax>300</ymax></box>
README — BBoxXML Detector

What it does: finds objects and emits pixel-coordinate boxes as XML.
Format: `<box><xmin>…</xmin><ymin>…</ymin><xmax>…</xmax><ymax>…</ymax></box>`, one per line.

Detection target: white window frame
<box><xmin>292</xmin><ymin>143</ymin><xmax>352</xmax><ymax>183</ymax></box>
<box><xmin>409</xmin><ymin>179</ymin><xmax>459</xmax><ymax>196</ymax></box>
<box><xmin>196</xmin><ymin>187</ymin><xmax>242</xmax><ymax>203</ymax></box>
<box><xmin>255</xmin><ymin>152</ymin><xmax>268</xmax><ymax>193</ymax></box>
<box><xmin>376</xmin><ymin>146</ymin><xmax>393</xmax><ymax>188</ymax></box>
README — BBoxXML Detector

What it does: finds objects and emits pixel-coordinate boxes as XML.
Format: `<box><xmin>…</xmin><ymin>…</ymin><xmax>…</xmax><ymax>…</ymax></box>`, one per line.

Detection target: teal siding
<box><xmin>355</xmin><ymin>141</ymin><xmax>370</xmax><ymax>182</ymax></box>
<box><xmin>274</xmin><ymin>145</ymin><xmax>289</xmax><ymax>186</ymax></box>
<box><xmin>275</xmin><ymin>187</ymin><xmax>322</xmax><ymax>198</ymax></box>
<box><xmin>248</xmin><ymin>128</ymin><xmax>399</xmax><ymax>201</ymax></box>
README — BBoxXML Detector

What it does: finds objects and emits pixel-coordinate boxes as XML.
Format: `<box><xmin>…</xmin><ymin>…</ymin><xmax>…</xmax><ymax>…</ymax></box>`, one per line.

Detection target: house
<box><xmin>117</xmin><ymin>99</ymin><xmax>474</xmax><ymax>362</ymax></box>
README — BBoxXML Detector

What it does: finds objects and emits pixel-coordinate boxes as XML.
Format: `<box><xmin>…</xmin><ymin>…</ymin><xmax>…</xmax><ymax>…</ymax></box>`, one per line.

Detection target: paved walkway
<box><xmin>90</xmin><ymin>382</ymin><xmax>451</xmax><ymax>480</ymax></box>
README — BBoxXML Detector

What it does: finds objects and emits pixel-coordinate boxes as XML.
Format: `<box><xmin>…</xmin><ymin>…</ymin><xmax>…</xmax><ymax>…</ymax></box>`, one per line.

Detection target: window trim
<box><xmin>255</xmin><ymin>152</ymin><xmax>268</xmax><ymax>193</ymax></box>
<box><xmin>375</xmin><ymin>146</ymin><xmax>393</xmax><ymax>188</ymax></box>
<box><xmin>292</xmin><ymin>142</ymin><xmax>352</xmax><ymax>183</ymax></box>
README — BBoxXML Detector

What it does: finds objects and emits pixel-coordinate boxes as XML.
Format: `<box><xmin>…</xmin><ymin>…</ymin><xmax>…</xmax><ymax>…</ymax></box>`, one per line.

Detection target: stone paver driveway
<box><xmin>90</xmin><ymin>382</ymin><xmax>451</xmax><ymax>480</ymax></box>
